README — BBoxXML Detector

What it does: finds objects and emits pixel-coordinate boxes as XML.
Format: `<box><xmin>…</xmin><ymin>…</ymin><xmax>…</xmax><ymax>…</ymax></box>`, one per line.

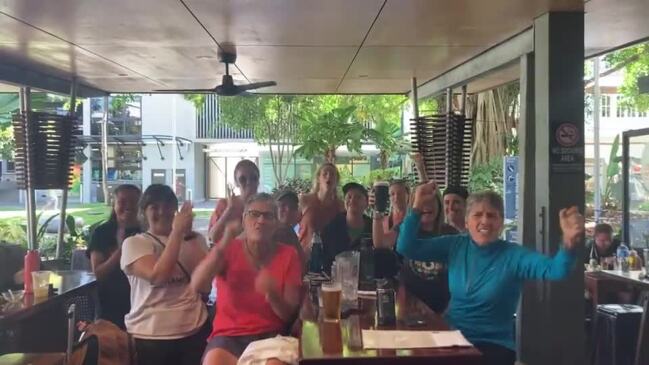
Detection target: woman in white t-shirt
<box><xmin>121</xmin><ymin>184</ymin><xmax>210</xmax><ymax>365</ymax></box>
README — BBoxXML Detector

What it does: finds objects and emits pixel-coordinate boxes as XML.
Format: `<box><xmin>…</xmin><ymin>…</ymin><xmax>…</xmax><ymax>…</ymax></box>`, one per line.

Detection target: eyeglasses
<box><xmin>246</xmin><ymin>210</ymin><xmax>276</xmax><ymax>220</ymax></box>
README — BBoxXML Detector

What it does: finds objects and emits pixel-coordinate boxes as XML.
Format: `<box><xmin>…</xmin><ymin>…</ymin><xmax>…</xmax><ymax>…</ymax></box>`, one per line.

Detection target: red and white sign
<box><xmin>555</xmin><ymin>123</ymin><xmax>579</xmax><ymax>147</ymax></box>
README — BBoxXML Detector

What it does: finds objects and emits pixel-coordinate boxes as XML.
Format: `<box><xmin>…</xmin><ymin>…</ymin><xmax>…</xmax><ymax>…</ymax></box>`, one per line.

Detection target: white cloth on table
<box><xmin>237</xmin><ymin>335</ymin><xmax>299</xmax><ymax>365</ymax></box>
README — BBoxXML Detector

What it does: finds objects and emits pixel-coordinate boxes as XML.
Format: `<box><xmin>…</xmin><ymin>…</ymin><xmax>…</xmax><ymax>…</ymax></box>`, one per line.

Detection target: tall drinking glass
<box><xmin>321</xmin><ymin>281</ymin><xmax>342</xmax><ymax>321</ymax></box>
<box><xmin>336</xmin><ymin>251</ymin><xmax>360</xmax><ymax>303</ymax></box>
<box><xmin>373</xmin><ymin>181</ymin><xmax>389</xmax><ymax>213</ymax></box>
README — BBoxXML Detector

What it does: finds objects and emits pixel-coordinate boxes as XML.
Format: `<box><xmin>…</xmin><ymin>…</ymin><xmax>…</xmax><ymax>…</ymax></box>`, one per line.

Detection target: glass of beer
<box><xmin>321</xmin><ymin>281</ymin><xmax>342</xmax><ymax>321</ymax></box>
<box><xmin>373</xmin><ymin>181</ymin><xmax>389</xmax><ymax>213</ymax></box>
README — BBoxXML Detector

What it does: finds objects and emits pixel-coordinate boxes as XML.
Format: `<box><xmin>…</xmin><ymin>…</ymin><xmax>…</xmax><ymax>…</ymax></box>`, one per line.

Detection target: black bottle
<box><xmin>376</xmin><ymin>278</ymin><xmax>396</xmax><ymax>326</ymax></box>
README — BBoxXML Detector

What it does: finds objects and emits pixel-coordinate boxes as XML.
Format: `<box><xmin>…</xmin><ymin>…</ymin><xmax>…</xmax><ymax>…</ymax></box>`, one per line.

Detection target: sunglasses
<box><xmin>246</xmin><ymin>210</ymin><xmax>276</xmax><ymax>220</ymax></box>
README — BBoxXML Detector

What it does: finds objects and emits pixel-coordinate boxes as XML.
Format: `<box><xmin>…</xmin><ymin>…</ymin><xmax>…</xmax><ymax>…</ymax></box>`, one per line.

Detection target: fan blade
<box><xmin>236</xmin><ymin>81</ymin><xmax>277</xmax><ymax>92</ymax></box>
<box><xmin>151</xmin><ymin>89</ymin><xmax>216</xmax><ymax>94</ymax></box>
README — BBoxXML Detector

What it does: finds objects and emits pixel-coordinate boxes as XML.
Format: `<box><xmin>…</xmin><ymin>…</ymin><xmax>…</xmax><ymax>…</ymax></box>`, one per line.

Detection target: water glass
<box><xmin>31</xmin><ymin>271</ymin><xmax>51</xmax><ymax>298</ymax></box>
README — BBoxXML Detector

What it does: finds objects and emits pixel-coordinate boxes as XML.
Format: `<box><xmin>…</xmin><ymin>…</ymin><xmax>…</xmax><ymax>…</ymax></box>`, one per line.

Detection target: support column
<box><xmin>519</xmin><ymin>12</ymin><xmax>585</xmax><ymax>365</ymax></box>
<box><xmin>517</xmin><ymin>51</ymin><xmax>539</xmax><ymax>360</ymax></box>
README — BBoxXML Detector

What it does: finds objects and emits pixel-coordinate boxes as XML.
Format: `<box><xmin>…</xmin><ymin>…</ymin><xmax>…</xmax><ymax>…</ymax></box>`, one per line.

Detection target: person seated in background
<box><xmin>320</xmin><ymin>182</ymin><xmax>372</xmax><ymax>274</ymax></box>
<box><xmin>443</xmin><ymin>185</ymin><xmax>469</xmax><ymax>232</ymax></box>
<box><xmin>192</xmin><ymin>193</ymin><xmax>302</xmax><ymax>365</ymax></box>
<box><xmin>87</xmin><ymin>184</ymin><xmax>141</xmax><ymax>330</ymax></box>
<box><xmin>584</xmin><ymin>223</ymin><xmax>620</xmax><ymax>266</ymax></box>
<box><xmin>121</xmin><ymin>185</ymin><xmax>210</xmax><ymax>365</ymax></box>
<box><xmin>274</xmin><ymin>190</ymin><xmax>305</xmax><ymax>267</ymax></box>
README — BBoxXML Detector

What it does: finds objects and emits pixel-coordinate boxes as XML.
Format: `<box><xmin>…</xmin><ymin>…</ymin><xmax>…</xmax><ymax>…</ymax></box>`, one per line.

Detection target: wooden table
<box><xmin>600</xmin><ymin>270</ymin><xmax>649</xmax><ymax>288</ymax></box>
<box><xmin>0</xmin><ymin>353</ymin><xmax>64</xmax><ymax>365</ymax></box>
<box><xmin>298</xmin><ymin>286</ymin><xmax>482</xmax><ymax>364</ymax></box>
<box><xmin>0</xmin><ymin>271</ymin><xmax>96</xmax><ymax>354</ymax></box>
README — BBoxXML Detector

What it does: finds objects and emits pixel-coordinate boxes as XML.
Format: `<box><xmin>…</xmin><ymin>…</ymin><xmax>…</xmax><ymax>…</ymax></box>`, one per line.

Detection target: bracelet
<box><xmin>373</xmin><ymin>211</ymin><xmax>384</xmax><ymax>220</ymax></box>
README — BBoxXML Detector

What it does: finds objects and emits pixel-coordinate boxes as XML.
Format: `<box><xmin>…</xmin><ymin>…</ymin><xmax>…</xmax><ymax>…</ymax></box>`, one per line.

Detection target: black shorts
<box><xmin>203</xmin><ymin>331</ymin><xmax>279</xmax><ymax>359</ymax></box>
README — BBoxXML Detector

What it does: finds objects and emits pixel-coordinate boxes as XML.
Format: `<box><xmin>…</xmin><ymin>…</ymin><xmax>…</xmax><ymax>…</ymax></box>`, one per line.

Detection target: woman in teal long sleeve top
<box><xmin>397</xmin><ymin>183</ymin><xmax>584</xmax><ymax>365</ymax></box>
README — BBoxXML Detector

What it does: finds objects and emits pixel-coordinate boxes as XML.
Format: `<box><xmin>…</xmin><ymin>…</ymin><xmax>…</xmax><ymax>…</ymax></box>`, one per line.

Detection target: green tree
<box><xmin>604</xmin><ymin>42</ymin><xmax>649</xmax><ymax>111</ymax></box>
<box><xmin>220</xmin><ymin>95</ymin><xmax>303</xmax><ymax>185</ymax></box>
<box><xmin>352</xmin><ymin>95</ymin><xmax>408</xmax><ymax>169</ymax></box>
<box><xmin>295</xmin><ymin>103</ymin><xmax>366</xmax><ymax>163</ymax></box>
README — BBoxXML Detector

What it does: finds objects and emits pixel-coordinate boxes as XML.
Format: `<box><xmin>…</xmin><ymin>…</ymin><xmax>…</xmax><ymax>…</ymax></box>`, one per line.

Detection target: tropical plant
<box><xmin>360</xmin><ymin>167</ymin><xmax>401</xmax><ymax>186</ymax></box>
<box><xmin>296</xmin><ymin>104</ymin><xmax>370</xmax><ymax>163</ymax></box>
<box><xmin>602</xmin><ymin>134</ymin><xmax>623</xmax><ymax>209</ymax></box>
<box><xmin>468</xmin><ymin>158</ymin><xmax>504</xmax><ymax>196</ymax></box>
<box><xmin>0</xmin><ymin>219</ymin><xmax>26</xmax><ymax>245</ymax></box>
<box><xmin>271</xmin><ymin>177</ymin><xmax>312</xmax><ymax>196</ymax></box>
<box><xmin>366</xmin><ymin>120</ymin><xmax>409</xmax><ymax>169</ymax></box>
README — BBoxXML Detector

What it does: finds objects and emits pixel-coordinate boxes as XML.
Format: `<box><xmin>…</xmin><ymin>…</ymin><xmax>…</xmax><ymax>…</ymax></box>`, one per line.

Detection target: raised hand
<box><xmin>412</xmin><ymin>181</ymin><xmax>437</xmax><ymax>212</ymax></box>
<box><xmin>172</xmin><ymin>201</ymin><xmax>193</xmax><ymax>235</ymax></box>
<box><xmin>559</xmin><ymin>206</ymin><xmax>585</xmax><ymax>250</ymax></box>
<box><xmin>411</xmin><ymin>152</ymin><xmax>429</xmax><ymax>182</ymax></box>
<box><xmin>255</xmin><ymin>269</ymin><xmax>279</xmax><ymax>298</ymax></box>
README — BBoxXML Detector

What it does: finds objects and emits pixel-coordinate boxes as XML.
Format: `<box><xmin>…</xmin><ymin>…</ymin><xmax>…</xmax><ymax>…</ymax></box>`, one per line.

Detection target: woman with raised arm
<box><xmin>87</xmin><ymin>184</ymin><xmax>141</xmax><ymax>329</ymax></box>
<box><xmin>372</xmin><ymin>184</ymin><xmax>456</xmax><ymax>312</ymax></box>
<box><xmin>120</xmin><ymin>184</ymin><xmax>209</xmax><ymax>365</ymax></box>
<box><xmin>192</xmin><ymin>193</ymin><xmax>302</xmax><ymax>365</ymax></box>
<box><xmin>397</xmin><ymin>182</ymin><xmax>584</xmax><ymax>365</ymax></box>
<box><xmin>209</xmin><ymin>159</ymin><xmax>260</xmax><ymax>243</ymax></box>
<box><xmin>298</xmin><ymin>163</ymin><xmax>344</xmax><ymax>252</ymax></box>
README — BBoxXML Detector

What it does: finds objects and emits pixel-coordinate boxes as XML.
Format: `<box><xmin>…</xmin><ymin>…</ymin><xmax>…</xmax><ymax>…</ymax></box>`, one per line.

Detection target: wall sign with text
<box><xmin>550</xmin><ymin>122</ymin><xmax>583</xmax><ymax>174</ymax></box>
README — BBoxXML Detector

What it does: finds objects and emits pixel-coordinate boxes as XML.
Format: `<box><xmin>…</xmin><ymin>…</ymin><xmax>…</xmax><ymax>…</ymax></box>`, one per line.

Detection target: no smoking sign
<box><xmin>555</xmin><ymin>123</ymin><xmax>579</xmax><ymax>147</ymax></box>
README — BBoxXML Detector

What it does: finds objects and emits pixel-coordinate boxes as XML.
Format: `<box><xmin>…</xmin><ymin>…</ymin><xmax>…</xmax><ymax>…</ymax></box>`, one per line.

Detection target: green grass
<box><xmin>0</xmin><ymin>204</ymin><xmax>213</xmax><ymax>226</ymax></box>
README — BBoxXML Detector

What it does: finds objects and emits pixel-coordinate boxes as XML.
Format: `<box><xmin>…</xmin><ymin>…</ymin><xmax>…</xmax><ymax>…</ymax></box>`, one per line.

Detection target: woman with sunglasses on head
<box><xmin>209</xmin><ymin>159</ymin><xmax>260</xmax><ymax>243</ymax></box>
<box><xmin>120</xmin><ymin>184</ymin><xmax>210</xmax><ymax>365</ymax></box>
<box><xmin>298</xmin><ymin>163</ymin><xmax>345</xmax><ymax>253</ymax></box>
<box><xmin>87</xmin><ymin>184</ymin><xmax>142</xmax><ymax>329</ymax></box>
<box><xmin>192</xmin><ymin>193</ymin><xmax>302</xmax><ymax>365</ymax></box>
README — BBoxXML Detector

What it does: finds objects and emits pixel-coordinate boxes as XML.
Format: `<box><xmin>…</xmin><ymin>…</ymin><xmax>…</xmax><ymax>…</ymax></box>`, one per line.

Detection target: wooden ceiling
<box><xmin>0</xmin><ymin>0</ymin><xmax>646</xmax><ymax>94</ymax></box>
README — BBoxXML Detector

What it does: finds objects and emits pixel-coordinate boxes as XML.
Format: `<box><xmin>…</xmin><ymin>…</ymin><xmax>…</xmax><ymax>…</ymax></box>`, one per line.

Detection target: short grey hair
<box><xmin>245</xmin><ymin>192</ymin><xmax>277</xmax><ymax>216</ymax></box>
<box><xmin>466</xmin><ymin>190</ymin><xmax>504</xmax><ymax>219</ymax></box>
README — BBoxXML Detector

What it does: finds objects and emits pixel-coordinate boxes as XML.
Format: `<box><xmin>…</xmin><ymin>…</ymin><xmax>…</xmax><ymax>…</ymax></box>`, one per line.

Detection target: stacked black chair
<box><xmin>410</xmin><ymin>113</ymin><xmax>472</xmax><ymax>189</ymax></box>
<box><xmin>12</xmin><ymin>112</ymin><xmax>81</xmax><ymax>190</ymax></box>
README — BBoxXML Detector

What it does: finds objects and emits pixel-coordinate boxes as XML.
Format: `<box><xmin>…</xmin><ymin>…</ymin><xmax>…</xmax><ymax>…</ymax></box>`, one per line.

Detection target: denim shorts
<box><xmin>203</xmin><ymin>331</ymin><xmax>279</xmax><ymax>359</ymax></box>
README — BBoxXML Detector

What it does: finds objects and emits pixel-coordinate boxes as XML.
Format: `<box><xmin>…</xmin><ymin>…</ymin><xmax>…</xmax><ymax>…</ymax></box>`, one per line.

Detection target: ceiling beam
<box><xmin>0</xmin><ymin>61</ymin><xmax>107</xmax><ymax>97</ymax></box>
<box><xmin>415</xmin><ymin>28</ymin><xmax>533</xmax><ymax>98</ymax></box>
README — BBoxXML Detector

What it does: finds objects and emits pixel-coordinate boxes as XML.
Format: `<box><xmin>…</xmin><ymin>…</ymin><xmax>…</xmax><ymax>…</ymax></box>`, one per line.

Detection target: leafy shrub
<box><xmin>468</xmin><ymin>158</ymin><xmax>504</xmax><ymax>195</ymax></box>
<box><xmin>272</xmin><ymin>177</ymin><xmax>313</xmax><ymax>196</ymax></box>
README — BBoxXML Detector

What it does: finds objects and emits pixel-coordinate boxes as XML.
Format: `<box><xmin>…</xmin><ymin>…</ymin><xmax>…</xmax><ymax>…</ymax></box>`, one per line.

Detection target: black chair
<box><xmin>634</xmin><ymin>291</ymin><xmax>649</xmax><ymax>365</ymax></box>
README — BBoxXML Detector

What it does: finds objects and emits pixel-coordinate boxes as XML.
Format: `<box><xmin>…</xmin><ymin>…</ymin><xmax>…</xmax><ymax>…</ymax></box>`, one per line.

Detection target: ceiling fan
<box><xmin>155</xmin><ymin>50</ymin><xmax>276</xmax><ymax>96</ymax></box>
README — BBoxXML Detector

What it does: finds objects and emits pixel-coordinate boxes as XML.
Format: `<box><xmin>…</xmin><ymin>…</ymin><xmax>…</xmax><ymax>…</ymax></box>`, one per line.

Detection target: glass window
<box><xmin>601</xmin><ymin>95</ymin><xmax>610</xmax><ymax>117</ymax></box>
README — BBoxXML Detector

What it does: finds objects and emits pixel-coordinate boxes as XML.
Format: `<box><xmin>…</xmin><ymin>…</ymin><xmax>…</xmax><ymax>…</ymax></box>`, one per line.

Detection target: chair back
<box><xmin>635</xmin><ymin>290</ymin><xmax>649</xmax><ymax>365</ymax></box>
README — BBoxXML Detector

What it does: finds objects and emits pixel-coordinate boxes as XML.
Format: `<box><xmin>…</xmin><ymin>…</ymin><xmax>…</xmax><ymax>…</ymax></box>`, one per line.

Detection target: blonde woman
<box><xmin>297</xmin><ymin>163</ymin><xmax>344</xmax><ymax>251</ymax></box>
